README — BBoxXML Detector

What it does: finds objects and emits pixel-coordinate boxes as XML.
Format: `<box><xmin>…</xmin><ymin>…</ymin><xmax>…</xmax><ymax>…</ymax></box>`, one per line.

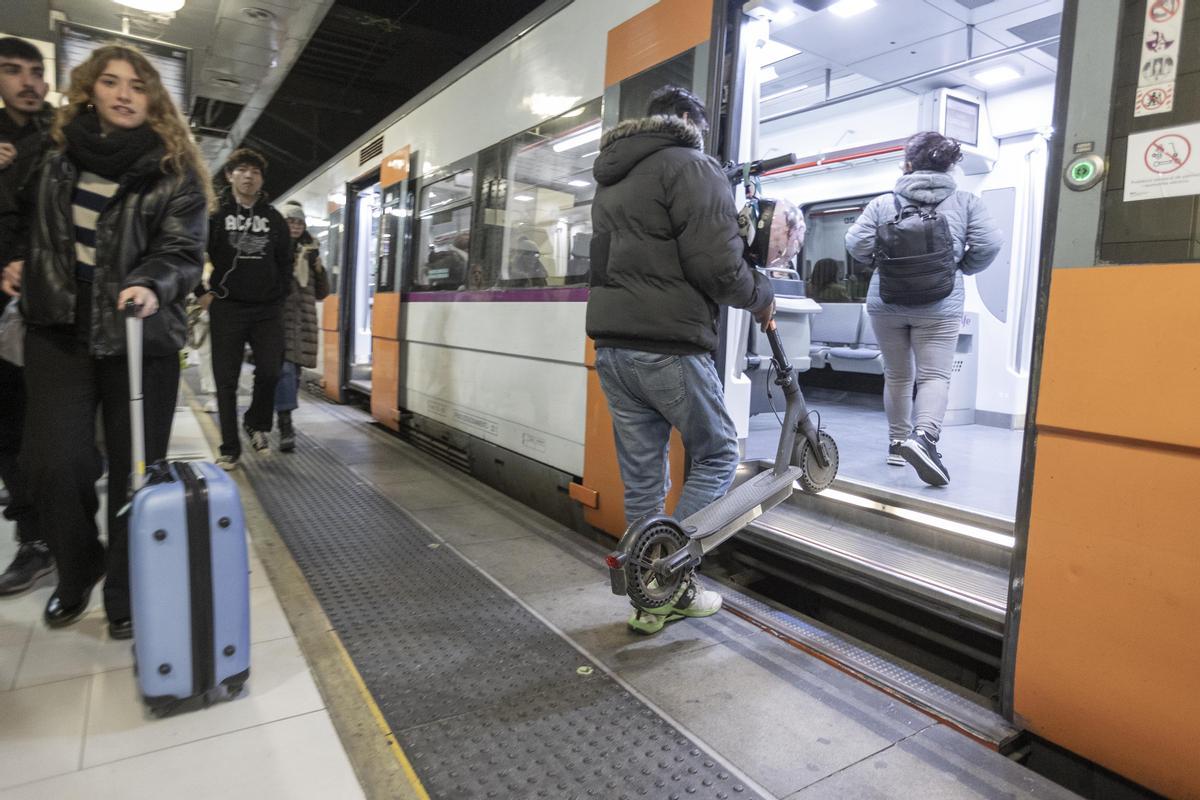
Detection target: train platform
<box><xmin>0</xmin><ymin>375</ymin><xmax>1083</xmax><ymax>799</ymax></box>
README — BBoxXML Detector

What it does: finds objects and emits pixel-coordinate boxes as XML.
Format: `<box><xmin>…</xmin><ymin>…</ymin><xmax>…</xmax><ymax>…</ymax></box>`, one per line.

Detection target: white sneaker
<box><xmin>202</xmin><ymin>397</ymin><xmax>218</xmax><ymax>413</ymax></box>
<box><xmin>672</xmin><ymin>581</ymin><xmax>722</xmax><ymax>617</ymax></box>
<box><xmin>216</xmin><ymin>454</ymin><xmax>238</xmax><ymax>471</ymax></box>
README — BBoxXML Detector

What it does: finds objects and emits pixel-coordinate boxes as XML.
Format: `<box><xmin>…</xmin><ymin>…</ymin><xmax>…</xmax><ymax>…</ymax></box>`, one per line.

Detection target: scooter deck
<box><xmin>682</xmin><ymin>466</ymin><xmax>803</xmax><ymax>545</ymax></box>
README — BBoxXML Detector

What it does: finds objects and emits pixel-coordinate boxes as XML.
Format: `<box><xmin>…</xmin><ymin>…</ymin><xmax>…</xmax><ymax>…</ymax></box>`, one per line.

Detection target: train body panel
<box><xmin>398</xmin><ymin>298</ymin><xmax>588</xmax><ymax>475</ymax></box>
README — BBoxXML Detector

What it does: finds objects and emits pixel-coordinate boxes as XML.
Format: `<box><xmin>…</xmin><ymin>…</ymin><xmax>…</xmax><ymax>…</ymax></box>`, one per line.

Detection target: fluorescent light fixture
<box><xmin>760</xmin><ymin>38</ymin><xmax>802</xmax><ymax>66</ymax></box>
<box><xmin>828</xmin><ymin>0</ymin><xmax>876</xmax><ymax>18</ymax></box>
<box><xmin>775</xmin><ymin>6</ymin><xmax>796</xmax><ymax>23</ymax></box>
<box><xmin>567</xmin><ymin>179</ymin><xmax>590</xmax><ymax>188</ymax></box>
<box><xmin>580</xmin><ymin>149</ymin><xmax>601</xmax><ymax>158</ymax></box>
<box><xmin>762</xmin><ymin>83</ymin><xmax>810</xmax><ymax>102</ymax></box>
<box><xmin>973</xmin><ymin>65</ymin><xmax>1023</xmax><ymax>86</ymax></box>
<box><xmin>561</xmin><ymin>107</ymin><xmax>586</xmax><ymax>118</ymax></box>
<box><xmin>513</xmin><ymin>194</ymin><xmax>535</xmax><ymax>202</ymax></box>
<box><xmin>524</xmin><ymin>93</ymin><xmax>583</xmax><ymax>118</ymax></box>
<box><xmin>114</xmin><ymin>0</ymin><xmax>185</xmax><ymax>11</ymax></box>
<box><xmin>817</xmin><ymin>487</ymin><xmax>1016</xmax><ymax>548</ymax></box>
<box><xmin>552</xmin><ymin>124</ymin><xmax>602</xmax><ymax>153</ymax></box>
<box><xmin>761</xmin><ymin>66</ymin><xmax>780</xmax><ymax>82</ymax></box>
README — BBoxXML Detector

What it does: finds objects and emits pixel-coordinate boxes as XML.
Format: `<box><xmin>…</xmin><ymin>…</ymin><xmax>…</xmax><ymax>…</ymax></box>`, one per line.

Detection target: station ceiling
<box><xmin>241</xmin><ymin>0</ymin><xmax>547</xmax><ymax>197</ymax></box>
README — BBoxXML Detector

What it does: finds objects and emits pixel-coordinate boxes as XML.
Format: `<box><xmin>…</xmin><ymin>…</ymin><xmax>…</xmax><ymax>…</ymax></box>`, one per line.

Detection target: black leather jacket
<box><xmin>17</xmin><ymin>148</ymin><xmax>207</xmax><ymax>357</ymax></box>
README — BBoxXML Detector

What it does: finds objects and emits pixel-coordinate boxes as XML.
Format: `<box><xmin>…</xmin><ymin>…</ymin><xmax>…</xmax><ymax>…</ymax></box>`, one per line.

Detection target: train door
<box><xmin>370</xmin><ymin>151</ymin><xmax>415</xmax><ymax>431</ymax></box>
<box><xmin>712</xmin><ymin>0</ymin><xmax>1066</xmax><ymax>737</ymax></box>
<box><xmin>342</xmin><ymin>174</ymin><xmax>382</xmax><ymax>395</ymax></box>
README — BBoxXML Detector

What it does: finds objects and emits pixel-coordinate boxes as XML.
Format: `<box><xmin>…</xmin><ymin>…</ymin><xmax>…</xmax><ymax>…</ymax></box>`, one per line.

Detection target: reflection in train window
<box><xmin>413</xmin><ymin>171</ymin><xmax>474</xmax><ymax>291</ymax></box>
<box><xmin>801</xmin><ymin>197</ymin><xmax>875</xmax><ymax>303</ymax></box>
<box><xmin>480</xmin><ymin>99</ymin><xmax>603</xmax><ymax>289</ymax></box>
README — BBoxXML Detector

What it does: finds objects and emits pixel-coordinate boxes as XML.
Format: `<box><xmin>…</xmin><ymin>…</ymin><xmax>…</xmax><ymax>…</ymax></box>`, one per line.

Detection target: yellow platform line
<box><xmin>330</xmin><ymin>631</ymin><xmax>432</xmax><ymax>800</ymax></box>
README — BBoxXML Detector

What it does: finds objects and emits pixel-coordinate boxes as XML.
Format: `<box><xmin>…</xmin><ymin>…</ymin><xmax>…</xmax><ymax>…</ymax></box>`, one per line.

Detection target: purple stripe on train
<box><xmin>403</xmin><ymin>287</ymin><xmax>590</xmax><ymax>302</ymax></box>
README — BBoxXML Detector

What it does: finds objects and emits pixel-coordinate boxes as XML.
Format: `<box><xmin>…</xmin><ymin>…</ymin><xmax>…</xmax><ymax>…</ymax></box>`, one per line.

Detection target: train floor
<box><xmin>0</xmin><ymin>364</ymin><xmax>1076</xmax><ymax>799</ymax></box>
<box><xmin>745</xmin><ymin>394</ymin><xmax>1023</xmax><ymax>522</ymax></box>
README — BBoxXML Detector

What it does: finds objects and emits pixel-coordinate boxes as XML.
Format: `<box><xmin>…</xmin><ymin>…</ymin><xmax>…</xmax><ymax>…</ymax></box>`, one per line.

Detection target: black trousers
<box><xmin>21</xmin><ymin>326</ymin><xmax>178</xmax><ymax>621</ymax></box>
<box><xmin>0</xmin><ymin>358</ymin><xmax>39</xmax><ymax>545</ymax></box>
<box><xmin>210</xmin><ymin>300</ymin><xmax>284</xmax><ymax>458</ymax></box>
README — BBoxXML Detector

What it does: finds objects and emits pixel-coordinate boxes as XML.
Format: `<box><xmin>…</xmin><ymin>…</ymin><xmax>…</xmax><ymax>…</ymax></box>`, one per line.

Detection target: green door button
<box><xmin>1065</xmin><ymin>153</ymin><xmax>1105</xmax><ymax>191</ymax></box>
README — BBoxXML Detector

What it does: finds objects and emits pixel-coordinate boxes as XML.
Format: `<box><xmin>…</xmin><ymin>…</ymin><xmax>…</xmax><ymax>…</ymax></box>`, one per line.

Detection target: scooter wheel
<box><xmin>624</xmin><ymin>518</ymin><xmax>690</xmax><ymax>610</ymax></box>
<box><xmin>797</xmin><ymin>430</ymin><xmax>839</xmax><ymax>493</ymax></box>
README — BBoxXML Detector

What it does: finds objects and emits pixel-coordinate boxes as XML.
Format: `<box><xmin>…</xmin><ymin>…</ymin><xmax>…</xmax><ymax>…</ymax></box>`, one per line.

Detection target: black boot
<box><xmin>0</xmin><ymin>541</ymin><xmax>55</xmax><ymax>595</ymax></box>
<box><xmin>278</xmin><ymin>411</ymin><xmax>295</xmax><ymax>453</ymax></box>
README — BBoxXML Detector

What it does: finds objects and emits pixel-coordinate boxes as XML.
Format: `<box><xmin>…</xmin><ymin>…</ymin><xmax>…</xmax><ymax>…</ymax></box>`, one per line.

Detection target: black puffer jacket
<box><xmin>18</xmin><ymin>148</ymin><xmax>206</xmax><ymax>357</ymax></box>
<box><xmin>586</xmin><ymin>115</ymin><xmax>772</xmax><ymax>355</ymax></box>
<box><xmin>282</xmin><ymin>234</ymin><xmax>329</xmax><ymax>368</ymax></box>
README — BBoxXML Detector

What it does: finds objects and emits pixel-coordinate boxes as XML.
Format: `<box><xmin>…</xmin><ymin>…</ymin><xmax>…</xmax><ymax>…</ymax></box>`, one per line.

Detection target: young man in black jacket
<box><xmin>0</xmin><ymin>37</ymin><xmax>54</xmax><ymax>594</ymax></box>
<box><xmin>587</xmin><ymin>86</ymin><xmax>775</xmax><ymax>633</ymax></box>
<box><xmin>199</xmin><ymin>149</ymin><xmax>292</xmax><ymax>469</ymax></box>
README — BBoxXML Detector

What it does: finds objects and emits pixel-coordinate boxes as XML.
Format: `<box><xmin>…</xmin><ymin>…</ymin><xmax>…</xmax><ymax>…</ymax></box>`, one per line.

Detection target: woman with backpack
<box><xmin>845</xmin><ymin>132</ymin><xmax>1002</xmax><ymax>487</ymax></box>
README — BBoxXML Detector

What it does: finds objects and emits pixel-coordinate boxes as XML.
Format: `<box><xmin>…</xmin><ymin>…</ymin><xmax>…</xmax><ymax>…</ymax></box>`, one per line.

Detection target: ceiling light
<box><xmin>973</xmin><ymin>65</ymin><xmax>1023</xmax><ymax>86</ymax></box>
<box><xmin>567</xmin><ymin>179</ymin><xmax>590</xmax><ymax>187</ymax></box>
<box><xmin>828</xmin><ymin>0</ymin><xmax>876</xmax><ymax>18</ymax></box>
<box><xmin>114</xmin><ymin>0</ymin><xmax>185</xmax><ymax>11</ymax></box>
<box><xmin>761</xmin><ymin>66</ymin><xmax>780</xmax><ymax>82</ymax></box>
<box><xmin>561</xmin><ymin>107</ymin><xmax>586</xmax><ymax>118</ymax></box>
<box><xmin>525</xmin><ymin>93</ymin><xmax>582</xmax><ymax>118</ymax></box>
<box><xmin>762</xmin><ymin>83</ymin><xmax>810</xmax><ymax>102</ymax></box>
<box><xmin>514</xmin><ymin>194</ymin><xmax>534</xmax><ymax>202</ymax></box>
<box><xmin>775</xmin><ymin>7</ymin><xmax>796</xmax><ymax>23</ymax></box>
<box><xmin>552</xmin><ymin>124</ymin><xmax>602</xmax><ymax>153</ymax></box>
<box><xmin>581</xmin><ymin>149</ymin><xmax>601</xmax><ymax>159</ymax></box>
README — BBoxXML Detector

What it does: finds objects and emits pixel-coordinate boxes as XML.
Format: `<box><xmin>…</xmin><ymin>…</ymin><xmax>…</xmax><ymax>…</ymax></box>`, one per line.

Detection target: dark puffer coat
<box><xmin>282</xmin><ymin>234</ymin><xmax>328</xmax><ymax>368</ymax></box>
<box><xmin>16</xmin><ymin>147</ymin><xmax>206</xmax><ymax>357</ymax></box>
<box><xmin>586</xmin><ymin>115</ymin><xmax>772</xmax><ymax>355</ymax></box>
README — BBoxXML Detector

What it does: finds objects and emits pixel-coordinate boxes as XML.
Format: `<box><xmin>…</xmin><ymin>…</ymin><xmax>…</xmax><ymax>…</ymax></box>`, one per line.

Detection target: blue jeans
<box><xmin>274</xmin><ymin>360</ymin><xmax>301</xmax><ymax>413</ymax></box>
<box><xmin>595</xmin><ymin>348</ymin><xmax>739</xmax><ymax>526</ymax></box>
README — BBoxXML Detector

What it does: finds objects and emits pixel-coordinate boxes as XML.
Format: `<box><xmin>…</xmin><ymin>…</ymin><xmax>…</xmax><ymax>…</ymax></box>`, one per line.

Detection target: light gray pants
<box><xmin>868</xmin><ymin>313</ymin><xmax>960</xmax><ymax>441</ymax></box>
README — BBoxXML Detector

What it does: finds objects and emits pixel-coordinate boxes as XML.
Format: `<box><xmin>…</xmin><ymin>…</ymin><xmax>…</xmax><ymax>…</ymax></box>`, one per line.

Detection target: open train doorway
<box><xmin>343</xmin><ymin>177</ymin><xmax>382</xmax><ymax>395</ymax></box>
<box><xmin>733</xmin><ymin>0</ymin><xmax>1061</xmax><ymax>526</ymax></box>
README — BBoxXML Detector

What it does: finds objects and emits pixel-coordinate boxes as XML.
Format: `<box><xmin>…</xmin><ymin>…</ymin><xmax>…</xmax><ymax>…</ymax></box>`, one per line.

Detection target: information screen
<box><xmin>56</xmin><ymin>21</ymin><xmax>191</xmax><ymax>114</ymax></box>
<box><xmin>943</xmin><ymin>95</ymin><xmax>979</xmax><ymax>147</ymax></box>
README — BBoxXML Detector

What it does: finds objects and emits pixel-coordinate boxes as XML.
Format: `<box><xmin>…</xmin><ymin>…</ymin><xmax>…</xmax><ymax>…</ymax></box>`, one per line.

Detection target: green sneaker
<box><xmin>626</xmin><ymin>581</ymin><xmax>723</xmax><ymax>634</ymax></box>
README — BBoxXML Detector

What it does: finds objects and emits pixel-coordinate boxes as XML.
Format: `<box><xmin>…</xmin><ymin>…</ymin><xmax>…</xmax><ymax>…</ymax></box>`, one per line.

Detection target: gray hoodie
<box><xmin>845</xmin><ymin>170</ymin><xmax>1003</xmax><ymax>318</ymax></box>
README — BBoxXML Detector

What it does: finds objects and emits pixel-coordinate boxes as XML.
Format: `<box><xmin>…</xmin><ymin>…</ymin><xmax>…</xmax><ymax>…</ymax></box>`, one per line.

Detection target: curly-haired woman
<box><xmin>0</xmin><ymin>45</ymin><xmax>210</xmax><ymax>637</ymax></box>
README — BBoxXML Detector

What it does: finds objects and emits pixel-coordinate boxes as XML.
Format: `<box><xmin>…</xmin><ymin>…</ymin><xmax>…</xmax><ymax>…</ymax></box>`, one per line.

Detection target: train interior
<box><xmin>740</xmin><ymin>0</ymin><xmax>1060</xmax><ymax>521</ymax></box>
<box><xmin>698</xmin><ymin>0</ymin><xmax>1065</xmax><ymax>704</ymax></box>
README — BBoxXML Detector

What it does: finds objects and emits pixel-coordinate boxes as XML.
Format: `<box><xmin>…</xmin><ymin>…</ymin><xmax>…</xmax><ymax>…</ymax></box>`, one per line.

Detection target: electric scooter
<box><xmin>604</xmin><ymin>154</ymin><xmax>839</xmax><ymax>614</ymax></box>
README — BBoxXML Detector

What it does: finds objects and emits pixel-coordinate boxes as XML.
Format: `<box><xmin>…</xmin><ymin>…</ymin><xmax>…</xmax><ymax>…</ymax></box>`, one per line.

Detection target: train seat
<box><xmin>809</xmin><ymin>303</ymin><xmax>863</xmax><ymax>370</ymax></box>
<box><xmin>827</xmin><ymin>305</ymin><xmax>883</xmax><ymax>374</ymax></box>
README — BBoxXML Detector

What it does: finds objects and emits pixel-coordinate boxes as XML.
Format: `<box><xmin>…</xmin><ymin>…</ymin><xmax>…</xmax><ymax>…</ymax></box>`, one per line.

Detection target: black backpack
<box><xmin>874</xmin><ymin>194</ymin><xmax>957</xmax><ymax>305</ymax></box>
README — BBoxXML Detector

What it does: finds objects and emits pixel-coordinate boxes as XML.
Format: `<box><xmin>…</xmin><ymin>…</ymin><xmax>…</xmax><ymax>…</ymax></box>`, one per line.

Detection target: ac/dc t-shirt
<box><xmin>206</xmin><ymin>195</ymin><xmax>292</xmax><ymax>304</ymax></box>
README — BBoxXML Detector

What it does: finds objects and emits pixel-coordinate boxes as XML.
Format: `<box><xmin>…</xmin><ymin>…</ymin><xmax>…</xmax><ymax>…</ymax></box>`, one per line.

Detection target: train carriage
<box><xmin>281</xmin><ymin>1</ymin><xmax>1199</xmax><ymax>796</ymax></box>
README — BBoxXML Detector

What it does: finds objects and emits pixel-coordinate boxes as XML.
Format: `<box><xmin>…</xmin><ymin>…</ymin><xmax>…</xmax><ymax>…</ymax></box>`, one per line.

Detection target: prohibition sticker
<box><xmin>1149</xmin><ymin>0</ymin><xmax>1182</xmax><ymax>22</ymax></box>
<box><xmin>1125</xmin><ymin>122</ymin><xmax>1200</xmax><ymax>201</ymax></box>
<box><xmin>1144</xmin><ymin>134</ymin><xmax>1189</xmax><ymax>173</ymax></box>
<box><xmin>1135</xmin><ymin>82</ymin><xmax>1175</xmax><ymax>116</ymax></box>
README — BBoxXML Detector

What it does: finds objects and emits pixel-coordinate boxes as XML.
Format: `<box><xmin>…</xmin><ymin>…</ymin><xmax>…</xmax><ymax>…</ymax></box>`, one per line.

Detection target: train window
<box><xmin>478</xmin><ymin>99</ymin><xmax>603</xmax><ymax>289</ymax></box>
<box><xmin>412</xmin><ymin>171</ymin><xmax>474</xmax><ymax>291</ymax></box>
<box><xmin>617</xmin><ymin>50</ymin><xmax>695</xmax><ymax>123</ymax></box>
<box><xmin>325</xmin><ymin>203</ymin><xmax>345</xmax><ymax>296</ymax></box>
<box><xmin>801</xmin><ymin>197</ymin><xmax>876</xmax><ymax>303</ymax></box>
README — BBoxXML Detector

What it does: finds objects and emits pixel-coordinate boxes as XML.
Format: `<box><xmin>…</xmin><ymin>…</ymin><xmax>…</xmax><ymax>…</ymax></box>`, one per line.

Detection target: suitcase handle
<box><xmin>124</xmin><ymin>301</ymin><xmax>146</xmax><ymax>493</ymax></box>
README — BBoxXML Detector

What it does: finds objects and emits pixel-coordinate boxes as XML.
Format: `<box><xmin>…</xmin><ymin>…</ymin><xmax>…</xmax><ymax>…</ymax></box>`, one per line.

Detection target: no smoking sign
<box><xmin>1126</xmin><ymin>122</ymin><xmax>1200</xmax><ymax>201</ymax></box>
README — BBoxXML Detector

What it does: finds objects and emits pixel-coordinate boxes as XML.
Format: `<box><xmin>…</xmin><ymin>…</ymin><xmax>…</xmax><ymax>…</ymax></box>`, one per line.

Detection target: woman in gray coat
<box><xmin>845</xmin><ymin>132</ymin><xmax>1002</xmax><ymax>487</ymax></box>
<box><xmin>275</xmin><ymin>201</ymin><xmax>328</xmax><ymax>452</ymax></box>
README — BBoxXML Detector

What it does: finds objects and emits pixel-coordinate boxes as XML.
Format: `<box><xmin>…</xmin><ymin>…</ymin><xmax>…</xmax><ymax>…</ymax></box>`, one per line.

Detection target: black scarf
<box><xmin>62</xmin><ymin>112</ymin><xmax>160</xmax><ymax>181</ymax></box>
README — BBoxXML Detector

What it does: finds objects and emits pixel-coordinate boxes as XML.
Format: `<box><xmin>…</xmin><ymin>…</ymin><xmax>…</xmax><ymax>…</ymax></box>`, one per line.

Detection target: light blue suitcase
<box><xmin>124</xmin><ymin>307</ymin><xmax>250</xmax><ymax>716</ymax></box>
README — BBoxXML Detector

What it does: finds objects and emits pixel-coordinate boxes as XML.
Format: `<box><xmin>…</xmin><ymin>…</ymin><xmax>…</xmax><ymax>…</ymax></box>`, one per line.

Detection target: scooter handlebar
<box><xmin>724</xmin><ymin>153</ymin><xmax>797</xmax><ymax>182</ymax></box>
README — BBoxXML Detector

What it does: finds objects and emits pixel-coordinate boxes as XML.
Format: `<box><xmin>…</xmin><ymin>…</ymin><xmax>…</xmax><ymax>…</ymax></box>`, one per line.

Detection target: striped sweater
<box><xmin>72</xmin><ymin>171</ymin><xmax>118</xmax><ymax>282</ymax></box>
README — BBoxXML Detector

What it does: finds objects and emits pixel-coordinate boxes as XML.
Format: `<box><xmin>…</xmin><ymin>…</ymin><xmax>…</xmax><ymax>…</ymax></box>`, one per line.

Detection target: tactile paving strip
<box><xmin>240</xmin><ymin>430</ymin><xmax>762</xmax><ymax>800</ymax></box>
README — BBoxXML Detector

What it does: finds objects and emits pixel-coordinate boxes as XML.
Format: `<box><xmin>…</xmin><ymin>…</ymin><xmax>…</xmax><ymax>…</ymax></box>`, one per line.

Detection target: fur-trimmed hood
<box><xmin>592</xmin><ymin>114</ymin><xmax>704</xmax><ymax>187</ymax></box>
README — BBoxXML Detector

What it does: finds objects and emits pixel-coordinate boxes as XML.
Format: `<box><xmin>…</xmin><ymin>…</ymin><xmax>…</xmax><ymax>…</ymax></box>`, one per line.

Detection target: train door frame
<box><xmin>339</xmin><ymin>168</ymin><xmax>382</xmax><ymax>398</ymax></box>
<box><xmin>714</xmin><ymin>0</ymin><xmax>1084</xmax><ymax>721</ymax></box>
